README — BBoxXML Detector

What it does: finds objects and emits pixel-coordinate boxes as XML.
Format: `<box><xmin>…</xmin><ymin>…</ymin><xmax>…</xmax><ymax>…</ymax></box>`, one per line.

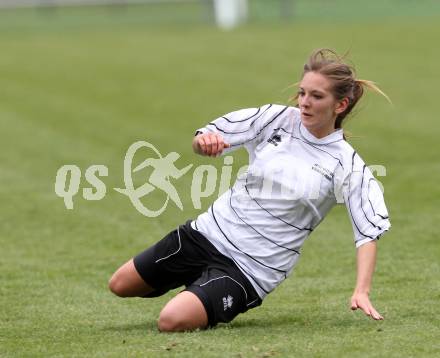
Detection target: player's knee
<box><xmin>158</xmin><ymin>307</ymin><xmax>208</xmax><ymax>332</ymax></box>
<box><xmin>158</xmin><ymin>309</ymin><xmax>192</xmax><ymax>332</ymax></box>
<box><xmin>157</xmin><ymin>311</ymin><xmax>180</xmax><ymax>332</ymax></box>
<box><xmin>108</xmin><ymin>274</ymin><xmax>128</xmax><ymax>297</ymax></box>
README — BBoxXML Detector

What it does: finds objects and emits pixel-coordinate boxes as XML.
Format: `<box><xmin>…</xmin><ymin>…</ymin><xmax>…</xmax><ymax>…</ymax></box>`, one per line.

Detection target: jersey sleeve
<box><xmin>194</xmin><ymin>104</ymin><xmax>289</xmax><ymax>155</ymax></box>
<box><xmin>342</xmin><ymin>153</ymin><xmax>391</xmax><ymax>248</ymax></box>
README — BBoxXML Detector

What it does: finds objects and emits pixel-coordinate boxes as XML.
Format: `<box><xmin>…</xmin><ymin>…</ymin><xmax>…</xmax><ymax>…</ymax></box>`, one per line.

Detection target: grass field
<box><xmin>1</xmin><ymin>2</ymin><xmax>439</xmax><ymax>357</ymax></box>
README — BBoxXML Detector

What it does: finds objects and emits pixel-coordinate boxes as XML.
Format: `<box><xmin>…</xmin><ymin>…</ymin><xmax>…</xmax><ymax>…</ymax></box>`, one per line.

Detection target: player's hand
<box><xmin>350</xmin><ymin>292</ymin><xmax>384</xmax><ymax>320</ymax></box>
<box><xmin>193</xmin><ymin>133</ymin><xmax>230</xmax><ymax>157</ymax></box>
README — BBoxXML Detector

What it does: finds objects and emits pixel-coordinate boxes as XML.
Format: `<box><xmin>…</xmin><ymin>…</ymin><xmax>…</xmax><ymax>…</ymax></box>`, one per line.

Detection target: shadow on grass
<box><xmin>229</xmin><ymin>313</ymin><xmax>365</xmax><ymax>330</ymax></box>
<box><xmin>101</xmin><ymin>318</ymin><xmax>286</xmax><ymax>334</ymax></box>
<box><xmin>229</xmin><ymin>316</ymin><xmax>304</xmax><ymax>330</ymax></box>
<box><xmin>100</xmin><ymin>312</ymin><xmax>366</xmax><ymax>334</ymax></box>
<box><xmin>101</xmin><ymin>321</ymin><xmax>158</xmax><ymax>333</ymax></box>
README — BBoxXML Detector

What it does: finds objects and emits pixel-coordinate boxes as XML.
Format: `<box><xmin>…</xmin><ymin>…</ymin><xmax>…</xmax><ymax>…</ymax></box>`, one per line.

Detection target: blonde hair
<box><xmin>296</xmin><ymin>48</ymin><xmax>390</xmax><ymax>130</ymax></box>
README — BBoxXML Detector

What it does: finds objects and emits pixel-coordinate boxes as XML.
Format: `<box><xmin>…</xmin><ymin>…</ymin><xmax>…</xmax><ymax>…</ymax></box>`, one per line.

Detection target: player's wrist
<box><xmin>353</xmin><ymin>287</ymin><xmax>370</xmax><ymax>295</ymax></box>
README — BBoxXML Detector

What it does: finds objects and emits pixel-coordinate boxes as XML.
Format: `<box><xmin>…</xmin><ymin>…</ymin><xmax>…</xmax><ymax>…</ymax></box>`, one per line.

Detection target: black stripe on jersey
<box><xmin>367</xmin><ymin>178</ymin><xmax>389</xmax><ymax>220</ymax></box>
<box><xmin>347</xmin><ymin>151</ymin><xmax>379</xmax><ymax>241</ymax></box>
<box><xmin>360</xmin><ymin>165</ymin><xmax>382</xmax><ymax>230</ymax></box>
<box><xmin>367</xmin><ymin>178</ymin><xmax>377</xmax><ymax>216</ymax></box>
<box><xmin>221</xmin><ymin>106</ymin><xmax>261</xmax><ymax>123</ymax></box>
<box><xmin>194</xmin><ymin>219</ymin><xmax>199</xmax><ymax>231</ymax></box>
<box><xmin>244</xmin><ymin>176</ymin><xmax>314</xmax><ymax>232</ymax></box>
<box><xmin>231</xmin><ymin>106</ymin><xmax>289</xmax><ymax>147</ymax></box>
<box><xmin>229</xmin><ymin>188</ymin><xmax>301</xmax><ymax>255</ymax></box>
<box><xmin>207</xmin><ymin>105</ymin><xmax>272</xmax><ymax>134</ymax></box>
<box><xmin>227</xmin><ymin>255</ymin><xmax>270</xmax><ymax>295</ymax></box>
<box><xmin>208</xmin><ymin>205</ymin><xmax>272</xmax><ymax>294</ymax></box>
<box><xmin>280</xmin><ymin>126</ymin><xmax>344</xmax><ymax>170</ymax></box>
<box><xmin>210</xmin><ymin>204</ymin><xmax>287</xmax><ymax>275</ymax></box>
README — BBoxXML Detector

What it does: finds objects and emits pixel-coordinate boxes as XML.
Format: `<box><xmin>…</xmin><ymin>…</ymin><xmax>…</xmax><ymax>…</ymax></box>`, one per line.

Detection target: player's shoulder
<box><xmin>264</xmin><ymin>103</ymin><xmax>299</xmax><ymax>114</ymax></box>
<box><xmin>222</xmin><ymin>103</ymin><xmax>272</xmax><ymax>120</ymax></box>
<box><xmin>225</xmin><ymin>103</ymin><xmax>295</xmax><ymax>116</ymax></box>
<box><xmin>336</xmin><ymin>139</ymin><xmax>367</xmax><ymax>172</ymax></box>
<box><xmin>260</xmin><ymin>103</ymin><xmax>300</xmax><ymax>123</ymax></box>
<box><xmin>221</xmin><ymin>103</ymin><xmax>298</xmax><ymax>128</ymax></box>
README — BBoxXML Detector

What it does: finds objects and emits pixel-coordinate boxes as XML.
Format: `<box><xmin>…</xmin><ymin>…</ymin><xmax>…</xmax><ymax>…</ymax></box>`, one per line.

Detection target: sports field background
<box><xmin>1</xmin><ymin>1</ymin><xmax>439</xmax><ymax>357</ymax></box>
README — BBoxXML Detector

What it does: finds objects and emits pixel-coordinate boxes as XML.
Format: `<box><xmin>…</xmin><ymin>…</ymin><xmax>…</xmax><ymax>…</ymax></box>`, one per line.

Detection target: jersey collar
<box><xmin>299</xmin><ymin>122</ymin><xmax>344</xmax><ymax>145</ymax></box>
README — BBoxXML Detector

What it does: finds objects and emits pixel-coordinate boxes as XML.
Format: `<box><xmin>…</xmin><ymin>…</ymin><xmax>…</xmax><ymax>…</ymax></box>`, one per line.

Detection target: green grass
<box><xmin>1</xmin><ymin>4</ymin><xmax>440</xmax><ymax>358</ymax></box>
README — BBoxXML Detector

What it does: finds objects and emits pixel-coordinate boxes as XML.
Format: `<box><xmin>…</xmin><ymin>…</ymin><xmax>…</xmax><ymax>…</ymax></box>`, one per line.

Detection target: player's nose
<box><xmin>302</xmin><ymin>95</ymin><xmax>312</xmax><ymax>107</ymax></box>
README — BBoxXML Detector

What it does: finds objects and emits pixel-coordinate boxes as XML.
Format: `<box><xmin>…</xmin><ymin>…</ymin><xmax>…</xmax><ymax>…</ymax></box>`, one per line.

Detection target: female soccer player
<box><xmin>109</xmin><ymin>49</ymin><xmax>391</xmax><ymax>332</ymax></box>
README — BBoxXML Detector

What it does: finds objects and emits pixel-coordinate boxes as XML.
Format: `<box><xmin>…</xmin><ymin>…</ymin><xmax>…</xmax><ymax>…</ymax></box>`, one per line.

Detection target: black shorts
<box><xmin>133</xmin><ymin>220</ymin><xmax>262</xmax><ymax>327</ymax></box>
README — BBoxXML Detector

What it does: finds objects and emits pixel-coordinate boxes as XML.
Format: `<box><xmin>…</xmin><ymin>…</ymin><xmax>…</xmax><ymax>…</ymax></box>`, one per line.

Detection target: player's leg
<box><xmin>157</xmin><ymin>291</ymin><xmax>208</xmax><ymax>332</ymax></box>
<box><xmin>108</xmin><ymin>258</ymin><xmax>154</xmax><ymax>297</ymax></box>
<box><xmin>157</xmin><ymin>267</ymin><xmax>262</xmax><ymax>332</ymax></box>
<box><xmin>109</xmin><ymin>224</ymin><xmax>204</xmax><ymax>299</ymax></box>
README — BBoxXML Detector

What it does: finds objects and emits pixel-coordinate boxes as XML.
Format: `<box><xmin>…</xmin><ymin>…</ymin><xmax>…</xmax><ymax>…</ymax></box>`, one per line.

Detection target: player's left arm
<box><xmin>350</xmin><ymin>240</ymin><xmax>384</xmax><ymax>320</ymax></box>
<box><xmin>339</xmin><ymin>154</ymin><xmax>390</xmax><ymax>320</ymax></box>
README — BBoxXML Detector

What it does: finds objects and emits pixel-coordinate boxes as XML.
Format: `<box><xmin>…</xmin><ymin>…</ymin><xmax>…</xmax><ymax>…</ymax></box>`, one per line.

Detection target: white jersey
<box><xmin>192</xmin><ymin>104</ymin><xmax>391</xmax><ymax>299</ymax></box>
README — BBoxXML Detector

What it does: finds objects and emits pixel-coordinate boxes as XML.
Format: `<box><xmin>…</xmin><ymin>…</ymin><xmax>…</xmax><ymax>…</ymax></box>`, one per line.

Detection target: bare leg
<box><xmin>158</xmin><ymin>291</ymin><xmax>208</xmax><ymax>332</ymax></box>
<box><xmin>108</xmin><ymin>259</ymin><xmax>154</xmax><ymax>297</ymax></box>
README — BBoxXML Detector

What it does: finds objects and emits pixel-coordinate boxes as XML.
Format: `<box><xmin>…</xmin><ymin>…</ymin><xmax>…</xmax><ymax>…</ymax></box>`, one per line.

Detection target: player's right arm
<box><xmin>192</xmin><ymin>132</ymin><xmax>230</xmax><ymax>157</ymax></box>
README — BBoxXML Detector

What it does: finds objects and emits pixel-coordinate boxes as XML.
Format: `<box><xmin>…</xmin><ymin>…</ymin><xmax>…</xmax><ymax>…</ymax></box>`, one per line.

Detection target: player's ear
<box><xmin>335</xmin><ymin>97</ymin><xmax>349</xmax><ymax>115</ymax></box>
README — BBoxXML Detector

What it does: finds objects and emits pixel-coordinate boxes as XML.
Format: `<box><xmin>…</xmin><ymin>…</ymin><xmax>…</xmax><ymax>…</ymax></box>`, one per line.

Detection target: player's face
<box><xmin>298</xmin><ymin>72</ymin><xmax>345</xmax><ymax>138</ymax></box>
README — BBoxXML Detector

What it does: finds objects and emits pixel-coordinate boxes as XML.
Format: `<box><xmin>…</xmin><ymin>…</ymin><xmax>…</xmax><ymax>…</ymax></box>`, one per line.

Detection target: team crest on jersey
<box><xmin>267</xmin><ymin>130</ymin><xmax>282</xmax><ymax>146</ymax></box>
